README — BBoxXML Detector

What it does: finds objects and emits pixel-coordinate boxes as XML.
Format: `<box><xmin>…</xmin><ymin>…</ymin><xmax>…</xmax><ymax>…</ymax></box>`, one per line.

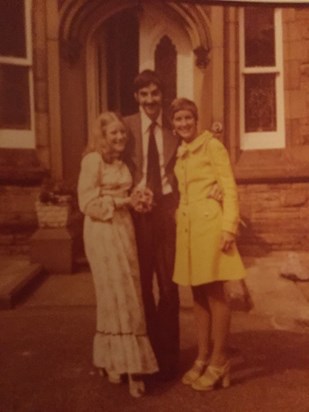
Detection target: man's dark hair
<box><xmin>133</xmin><ymin>69</ymin><xmax>163</xmax><ymax>93</ymax></box>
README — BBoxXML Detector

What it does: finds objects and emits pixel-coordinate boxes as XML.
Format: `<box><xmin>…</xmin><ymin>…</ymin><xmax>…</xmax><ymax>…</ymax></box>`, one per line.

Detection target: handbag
<box><xmin>223</xmin><ymin>279</ymin><xmax>254</xmax><ymax>312</ymax></box>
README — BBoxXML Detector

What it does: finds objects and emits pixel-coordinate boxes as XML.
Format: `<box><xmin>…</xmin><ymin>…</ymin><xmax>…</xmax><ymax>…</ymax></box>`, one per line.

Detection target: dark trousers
<box><xmin>132</xmin><ymin>193</ymin><xmax>180</xmax><ymax>374</ymax></box>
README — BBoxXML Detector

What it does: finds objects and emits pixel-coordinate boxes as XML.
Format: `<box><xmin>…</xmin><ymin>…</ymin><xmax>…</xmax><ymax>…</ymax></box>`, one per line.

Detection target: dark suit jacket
<box><xmin>123</xmin><ymin>112</ymin><xmax>180</xmax><ymax>195</ymax></box>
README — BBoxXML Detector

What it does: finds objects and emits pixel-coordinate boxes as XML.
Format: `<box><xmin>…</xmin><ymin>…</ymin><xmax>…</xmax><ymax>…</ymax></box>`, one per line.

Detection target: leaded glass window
<box><xmin>0</xmin><ymin>0</ymin><xmax>34</xmax><ymax>147</ymax></box>
<box><xmin>240</xmin><ymin>7</ymin><xmax>285</xmax><ymax>150</ymax></box>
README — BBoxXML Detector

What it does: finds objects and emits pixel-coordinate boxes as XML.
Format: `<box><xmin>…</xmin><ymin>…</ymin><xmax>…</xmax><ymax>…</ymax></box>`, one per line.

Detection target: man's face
<box><xmin>134</xmin><ymin>82</ymin><xmax>163</xmax><ymax>121</ymax></box>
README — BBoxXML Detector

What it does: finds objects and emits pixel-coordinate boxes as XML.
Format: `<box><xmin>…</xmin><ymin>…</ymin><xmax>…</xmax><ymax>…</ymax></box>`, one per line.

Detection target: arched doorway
<box><xmin>96</xmin><ymin>9</ymin><xmax>139</xmax><ymax>116</ymax></box>
<box><xmin>96</xmin><ymin>10</ymin><xmax>178</xmax><ymax>117</ymax></box>
<box><xmin>58</xmin><ymin>0</ymin><xmax>213</xmax><ymax>178</ymax></box>
<box><xmin>86</xmin><ymin>1</ymin><xmax>199</xmax><ymax>139</ymax></box>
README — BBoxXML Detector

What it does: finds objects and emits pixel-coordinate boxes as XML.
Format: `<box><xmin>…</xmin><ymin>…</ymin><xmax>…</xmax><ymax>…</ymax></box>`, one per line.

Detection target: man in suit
<box><xmin>124</xmin><ymin>69</ymin><xmax>180</xmax><ymax>380</ymax></box>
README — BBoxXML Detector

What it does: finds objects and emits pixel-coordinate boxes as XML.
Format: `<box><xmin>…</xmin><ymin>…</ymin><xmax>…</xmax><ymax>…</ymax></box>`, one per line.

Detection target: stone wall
<box><xmin>33</xmin><ymin>0</ymin><xmax>51</xmax><ymax>170</ymax></box>
<box><xmin>0</xmin><ymin>185</ymin><xmax>40</xmax><ymax>254</ymax></box>
<box><xmin>237</xmin><ymin>182</ymin><xmax>309</xmax><ymax>255</ymax></box>
<box><xmin>0</xmin><ymin>0</ymin><xmax>50</xmax><ymax>254</ymax></box>
<box><xmin>1</xmin><ymin>180</ymin><xmax>309</xmax><ymax>255</ymax></box>
<box><xmin>234</xmin><ymin>8</ymin><xmax>309</xmax><ymax>255</ymax></box>
<box><xmin>283</xmin><ymin>7</ymin><xmax>309</xmax><ymax>148</ymax></box>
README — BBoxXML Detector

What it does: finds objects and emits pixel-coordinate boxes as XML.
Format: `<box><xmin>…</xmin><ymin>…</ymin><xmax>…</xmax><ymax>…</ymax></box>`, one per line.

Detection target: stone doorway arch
<box><xmin>58</xmin><ymin>0</ymin><xmax>213</xmax><ymax>178</ymax></box>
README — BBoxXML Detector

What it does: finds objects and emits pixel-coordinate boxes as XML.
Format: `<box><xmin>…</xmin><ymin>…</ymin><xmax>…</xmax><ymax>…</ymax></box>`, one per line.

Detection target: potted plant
<box><xmin>35</xmin><ymin>178</ymin><xmax>77</xmax><ymax>228</ymax></box>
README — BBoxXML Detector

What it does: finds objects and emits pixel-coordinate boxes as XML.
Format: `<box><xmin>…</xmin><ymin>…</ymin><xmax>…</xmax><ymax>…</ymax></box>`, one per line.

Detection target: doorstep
<box><xmin>0</xmin><ymin>256</ymin><xmax>44</xmax><ymax>309</ymax></box>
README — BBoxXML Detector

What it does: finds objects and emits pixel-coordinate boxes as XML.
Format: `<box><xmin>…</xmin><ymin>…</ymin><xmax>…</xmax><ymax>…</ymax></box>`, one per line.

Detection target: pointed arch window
<box><xmin>155</xmin><ymin>36</ymin><xmax>177</xmax><ymax>112</ymax></box>
<box><xmin>0</xmin><ymin>0</ymin><xmax>34</xmax><ymax>148</ymax></box>
<box><xmin>239</xmin><ymin>7</ymin><xmax>285</xmax><ymax>150</ymax></box>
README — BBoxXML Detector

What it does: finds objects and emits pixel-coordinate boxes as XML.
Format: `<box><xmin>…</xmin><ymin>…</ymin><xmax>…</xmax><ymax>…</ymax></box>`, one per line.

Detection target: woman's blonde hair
<box><xmin>83</xmin><ymin>111</ymin><xmax>127</xmax><ymax>160</ymax></box>
<box><xmin>169</xmin><ymin>97</ymin><xmax>199</xmax><ymax>122</ymax></box>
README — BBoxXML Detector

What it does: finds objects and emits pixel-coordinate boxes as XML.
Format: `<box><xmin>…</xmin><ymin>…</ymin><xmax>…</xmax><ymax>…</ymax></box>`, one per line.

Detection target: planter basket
<box><xmin>35</xmin><ymin>201</ymin><xmax>71</xmax><ymax>228</ymax></box>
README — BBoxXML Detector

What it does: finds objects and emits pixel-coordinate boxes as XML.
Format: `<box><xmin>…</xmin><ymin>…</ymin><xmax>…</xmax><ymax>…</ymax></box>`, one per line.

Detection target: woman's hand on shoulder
<box><xmin>220</xmin><ymin>231</ymin><xmax>235</xmax><ymax>253</ymax></box>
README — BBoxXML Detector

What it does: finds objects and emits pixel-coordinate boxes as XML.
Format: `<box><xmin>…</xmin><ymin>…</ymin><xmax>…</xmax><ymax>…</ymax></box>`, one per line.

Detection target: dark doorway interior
<box><xmin>105</xmin><ymin>9</ymin><xmax>139</xmax><ymax>116</ymax></box>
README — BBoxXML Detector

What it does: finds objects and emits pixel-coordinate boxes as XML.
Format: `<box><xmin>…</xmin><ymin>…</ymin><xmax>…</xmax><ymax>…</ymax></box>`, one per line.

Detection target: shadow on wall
<box><xmin>237</xmin><ymin>216</ymin><xmax>272</xmax><ymax>257</ymax></box>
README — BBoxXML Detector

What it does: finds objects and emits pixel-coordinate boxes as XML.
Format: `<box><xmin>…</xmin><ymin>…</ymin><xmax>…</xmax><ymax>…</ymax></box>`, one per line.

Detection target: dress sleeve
<box><xmin>77</xmin><ymin>153</ymin><xmax>115</xmax><ymax>221</ymax></box>
<box><xmin>207</xmin><ymin>138</ymin><xmax>240</xmax><ymax>234</ymax></box>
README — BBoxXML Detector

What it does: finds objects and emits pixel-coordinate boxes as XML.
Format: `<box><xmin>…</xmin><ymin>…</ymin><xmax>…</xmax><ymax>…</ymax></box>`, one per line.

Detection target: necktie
<box><xmin>146</xmin><ymin>122</ymin><xmax>162</xmax><ymax>199</ymax></box>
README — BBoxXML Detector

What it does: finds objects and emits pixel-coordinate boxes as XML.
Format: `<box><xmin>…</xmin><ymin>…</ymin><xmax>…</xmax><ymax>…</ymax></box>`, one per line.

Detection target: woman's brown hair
<box><xmin>169</xmin><ymin>97</ymin><xmax>199</xmax><ymax>122</ymax></box>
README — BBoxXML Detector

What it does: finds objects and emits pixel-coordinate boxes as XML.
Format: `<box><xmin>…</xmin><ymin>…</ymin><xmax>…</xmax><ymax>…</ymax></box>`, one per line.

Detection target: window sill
<box><xmin>234</xmin><ymin>146</ymin><xmax>309</xmax><ymax>184</ymax></box>
<box><xmin>0</xmin><ymin>148</ymin><xmax>47</xmax><ymax>185</ymax></box>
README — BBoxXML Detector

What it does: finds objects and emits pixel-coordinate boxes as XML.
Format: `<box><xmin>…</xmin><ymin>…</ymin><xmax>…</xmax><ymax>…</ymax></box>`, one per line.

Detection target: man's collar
<box><xmin>140</xmin><ymin>110</ymin><xmax>162</xmax><ymax>133</ymax></box>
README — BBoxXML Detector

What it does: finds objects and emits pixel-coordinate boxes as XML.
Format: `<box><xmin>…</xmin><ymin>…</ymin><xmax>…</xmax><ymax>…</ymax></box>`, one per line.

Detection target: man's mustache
<box><xmin>145</xmin><ymin>103</ymin><xmax>159</xmax><ymax>107</ymax></box>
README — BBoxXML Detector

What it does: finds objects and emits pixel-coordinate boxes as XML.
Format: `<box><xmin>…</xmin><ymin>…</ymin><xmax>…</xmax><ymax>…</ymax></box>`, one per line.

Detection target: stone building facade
<box><xmin>0</xmin><ymin>0</ymin><xmax>309</xmax><ymax>255</ymax></box>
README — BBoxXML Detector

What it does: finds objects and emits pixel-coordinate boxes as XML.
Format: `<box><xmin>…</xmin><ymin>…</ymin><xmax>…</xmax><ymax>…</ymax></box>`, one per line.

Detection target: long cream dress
<box><xmin>78</xmin><ymin>152</ymin><xmax>158</xmax><ymax>375</ymax></box>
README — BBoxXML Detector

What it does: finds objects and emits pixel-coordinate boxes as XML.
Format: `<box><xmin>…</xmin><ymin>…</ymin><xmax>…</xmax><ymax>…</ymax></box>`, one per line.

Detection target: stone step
<box><xmin>0</xmin><ymin>257</ymin><xmax>44</xmax><ymax>309</ymax></box>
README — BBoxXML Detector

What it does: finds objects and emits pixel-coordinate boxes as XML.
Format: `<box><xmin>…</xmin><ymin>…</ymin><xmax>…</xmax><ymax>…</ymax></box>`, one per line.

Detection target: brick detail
<box><xmin>238</xmin><ymin>182</ymin><xmax>309</xmax><ymax>254</ymax></box>
<box><xmin>0</xmin><ymin>186</ymin><xmax>40</xmax><ymax>254</ymax></box>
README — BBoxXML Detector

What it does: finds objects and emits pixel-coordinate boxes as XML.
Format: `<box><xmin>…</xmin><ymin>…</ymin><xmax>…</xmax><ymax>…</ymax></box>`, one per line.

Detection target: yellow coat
<box><xmin>173</xmin><ymin>131</ymin><xmax>246</xmax><ymax>286</ymax></box>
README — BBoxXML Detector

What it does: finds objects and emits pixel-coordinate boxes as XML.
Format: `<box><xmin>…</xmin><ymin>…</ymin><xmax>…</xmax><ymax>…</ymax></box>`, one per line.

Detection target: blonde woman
<box><xmin>77</xmin><ymin>111</ymin><xmax>158</xmax><ymax>397</ymax></box>
<box><xmin>169</xmin><ymin>98</ymin><xmax>246</xmax><ymax>391</ymax></box>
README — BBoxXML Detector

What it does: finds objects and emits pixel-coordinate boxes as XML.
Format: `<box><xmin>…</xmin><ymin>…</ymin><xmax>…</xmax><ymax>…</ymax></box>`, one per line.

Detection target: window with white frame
<box><xmin>239</xmin><ymin>7</ymin><xmax>285</xmax><ymax>150</ymax></box>
<box><xmin>0</xmin><ymin>0</ymin><xmax>34</xmax><ymax>148</ymax></box>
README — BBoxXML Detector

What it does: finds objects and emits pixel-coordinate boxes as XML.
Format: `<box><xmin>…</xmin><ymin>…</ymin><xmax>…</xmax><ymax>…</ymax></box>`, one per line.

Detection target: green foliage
<box><xmin>39</xmin><ymin>178</ymin><xmax>76</xmax><ymax>205</ymax></box>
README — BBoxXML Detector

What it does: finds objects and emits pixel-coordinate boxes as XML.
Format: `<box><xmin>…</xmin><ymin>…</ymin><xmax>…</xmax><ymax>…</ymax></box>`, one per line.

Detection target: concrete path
<box><xmin>0</xmin><ymin>251</ymin><xmax>309</xmax><ymax>411</ymax></box>
<box><xmin>3</xmin><ymin>251</ymin><xmax>308</xmax><ymax>330</ymax></box>
<box><xmin>0</xmin><ymin>255</ymin><xmax>43</xmax><ymax>309</ymax></box>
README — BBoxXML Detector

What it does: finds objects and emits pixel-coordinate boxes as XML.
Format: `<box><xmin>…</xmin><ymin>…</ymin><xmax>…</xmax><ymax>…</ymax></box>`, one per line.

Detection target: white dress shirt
<box><xmin>139</xmin><ymin>110</ymin><xmax>172</xmax><ymax>195</ymax></box>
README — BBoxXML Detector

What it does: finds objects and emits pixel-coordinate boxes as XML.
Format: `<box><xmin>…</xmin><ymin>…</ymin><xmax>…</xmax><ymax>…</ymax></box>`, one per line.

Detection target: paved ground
<box><xmin>1</xmin><ymin>252</ymin><xmax>309</xmax><ymax>412</ymax></box>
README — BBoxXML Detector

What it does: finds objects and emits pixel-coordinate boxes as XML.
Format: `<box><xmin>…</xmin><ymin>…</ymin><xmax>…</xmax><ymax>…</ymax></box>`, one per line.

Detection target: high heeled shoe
<box><xmin>99</xmin><ymin>368</ymin><xmax>122</xmax><ymax>384</ymax></box>
<box><xmin>128</xmin><ymin>375</ymin><xmax>145</xmax><ymax>398</ymax></box>
<box><xmin>191</xmin><ymin>361</ymin><xmax>230</xmax><ymax>391</ymax></box>
<box><xmin>181</xmin><ymin>359</ymin><xmax>208</xmax><ymax>385</ymax></box>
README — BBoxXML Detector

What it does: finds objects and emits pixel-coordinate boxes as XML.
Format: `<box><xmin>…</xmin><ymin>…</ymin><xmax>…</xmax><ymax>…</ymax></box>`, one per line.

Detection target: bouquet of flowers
<box><xmin>131</xmin><ymin>186</ymin><xmax>154</xmax><ymax>213</ymax></box>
